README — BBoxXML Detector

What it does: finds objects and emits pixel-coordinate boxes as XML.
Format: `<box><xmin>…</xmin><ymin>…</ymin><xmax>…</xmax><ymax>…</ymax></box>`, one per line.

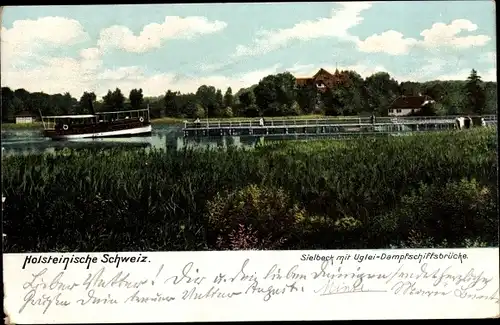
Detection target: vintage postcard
<box><xmin>1</xmin><ymin>1</ymin><xmax>498</xmax><ymax>323</ymax></box>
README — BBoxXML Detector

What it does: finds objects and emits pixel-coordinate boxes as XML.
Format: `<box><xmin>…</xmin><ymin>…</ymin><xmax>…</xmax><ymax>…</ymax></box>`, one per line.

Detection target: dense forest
<box><xmin>1</xmin><ymin>69</ymin><xmax>496</xmax><ymax>122</ymax></box>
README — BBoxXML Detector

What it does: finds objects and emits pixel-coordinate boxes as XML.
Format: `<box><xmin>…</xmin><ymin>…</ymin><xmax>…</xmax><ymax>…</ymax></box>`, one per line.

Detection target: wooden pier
<box><xmin>183</xmin><ymin>115</ymin><xmax>497</xmax><ymax>137</ymax></box>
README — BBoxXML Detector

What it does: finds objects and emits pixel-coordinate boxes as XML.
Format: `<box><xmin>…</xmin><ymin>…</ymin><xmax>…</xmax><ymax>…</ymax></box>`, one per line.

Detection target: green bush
<box><xmin>389</xmin><ymin>178</ymin><xmax>498</xmax><ymax>247</ymax></box>
<box><xmin>207</xmin><ymin>184</ymin><xmax>304</xmax><ymax>249</ymax></box>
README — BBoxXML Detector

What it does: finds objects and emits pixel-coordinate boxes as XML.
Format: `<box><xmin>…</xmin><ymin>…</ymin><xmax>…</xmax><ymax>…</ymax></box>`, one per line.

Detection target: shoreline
<box><xmin>3</xmin><ymin>114</ymin><xmax>494</xmax><ymax>130</ymax></box>
<box><xmin>0</xmin><ymin>115</ymin><xmax>332</xmax><ymax>130</ymax></box>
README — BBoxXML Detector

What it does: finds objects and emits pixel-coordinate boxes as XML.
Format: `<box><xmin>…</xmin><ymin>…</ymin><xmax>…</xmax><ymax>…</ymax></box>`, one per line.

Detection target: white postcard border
<box><xmin>3</xmin><ymin>248</ymin><xmax>499</xmax><ymax>323</ymax></box>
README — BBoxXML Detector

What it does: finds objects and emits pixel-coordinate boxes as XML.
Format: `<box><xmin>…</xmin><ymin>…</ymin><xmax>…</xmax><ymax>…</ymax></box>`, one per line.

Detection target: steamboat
<box><xmin>41</xmin><ymin>100</ymin><xmax>151</xmax><ymax>140</ymax></box>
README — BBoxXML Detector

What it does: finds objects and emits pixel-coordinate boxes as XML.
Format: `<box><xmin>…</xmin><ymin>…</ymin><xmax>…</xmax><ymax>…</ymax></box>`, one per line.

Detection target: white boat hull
<box><xmin>48</xmin><ymin>125</ymin><xmax>152</xmax><ymax>140</ymax></box>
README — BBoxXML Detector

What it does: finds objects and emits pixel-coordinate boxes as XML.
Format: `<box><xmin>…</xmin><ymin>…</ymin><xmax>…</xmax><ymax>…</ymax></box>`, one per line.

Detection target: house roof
<box><xmin>390</xmin><ymin>95</ymin><xmax>434</xmax><ymax>109</ymax></box>
<box><xmin>312</xmin><ymin>68</ymin><xmax>334</xmax><ymax>79</ymax></box>
<box><xmin>294</xmin><ymin>68</ymin><xmax>350</xmax><ymax>90</ymax></box>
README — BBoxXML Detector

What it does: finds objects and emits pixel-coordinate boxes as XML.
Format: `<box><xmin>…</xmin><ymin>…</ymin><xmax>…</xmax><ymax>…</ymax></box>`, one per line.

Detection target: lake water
<box><xmin>2</xmin><ymin>125</ymin><xmax>350</xmax><ymax>156</ymax></box>
<box><xmin>0</xmin><ymin>122</ymin><xmax>475</xmax><ymax>156</ymax></box>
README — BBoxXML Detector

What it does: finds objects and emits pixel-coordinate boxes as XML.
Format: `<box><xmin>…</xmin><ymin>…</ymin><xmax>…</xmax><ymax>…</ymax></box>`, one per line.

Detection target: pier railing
<box><xmin>183</xmin><ymin>115</ymin><xmax>497</xmax><ymax>129</ymax></box>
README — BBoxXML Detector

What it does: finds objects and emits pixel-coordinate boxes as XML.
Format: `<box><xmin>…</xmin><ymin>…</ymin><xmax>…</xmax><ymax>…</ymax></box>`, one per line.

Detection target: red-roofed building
<box><xmin>295</xmin><ymin>68</ymin><xmax>350</xmax><ymax>92</ymax></box>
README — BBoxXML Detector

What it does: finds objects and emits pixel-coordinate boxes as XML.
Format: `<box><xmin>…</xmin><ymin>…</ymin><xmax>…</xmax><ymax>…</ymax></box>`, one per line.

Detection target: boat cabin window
<box><xmin>55</xmin><ymin>117</ymin><xmax>96</xmax><ymax>127</ymax></box>
<box><xmin>93</xmin><ymin>109</ymin><xmax>150</xmax><ymax>124</ymax></box>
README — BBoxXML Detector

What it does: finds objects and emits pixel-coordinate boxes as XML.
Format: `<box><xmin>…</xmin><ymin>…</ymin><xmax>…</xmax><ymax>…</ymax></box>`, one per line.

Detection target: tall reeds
<box><xmin>2</xmin><ymin>128</ymin><xmax>497</xmax><ymax>252</ymax></box>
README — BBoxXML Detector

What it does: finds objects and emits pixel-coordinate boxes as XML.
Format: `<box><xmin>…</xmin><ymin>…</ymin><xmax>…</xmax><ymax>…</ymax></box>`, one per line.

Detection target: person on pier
<box><xmin>259</xmin><ymin>117</ymin><xmax>264</xmax><ymax>127</ymax></box>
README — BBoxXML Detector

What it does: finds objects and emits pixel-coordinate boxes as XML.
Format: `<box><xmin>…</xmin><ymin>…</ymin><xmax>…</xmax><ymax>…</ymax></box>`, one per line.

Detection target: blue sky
<box><xmin>1</xmin><ymin>2</ymin><xmax>496</xmax><ymax>98</ymax></box>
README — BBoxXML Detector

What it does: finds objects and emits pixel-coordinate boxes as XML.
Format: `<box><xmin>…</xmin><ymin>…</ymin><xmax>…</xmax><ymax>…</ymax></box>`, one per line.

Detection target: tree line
<box><xmin>1</xmin><ymin>69</ymin><xmax>496</xmax><ymax>122</ymax></box>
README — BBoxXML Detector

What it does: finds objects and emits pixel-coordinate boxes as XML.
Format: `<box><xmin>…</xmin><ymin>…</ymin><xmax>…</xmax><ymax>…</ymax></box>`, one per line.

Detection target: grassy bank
<box><xmin>1</xmin><ymin>115</ymin><xmax>327</xmax><ymax>129</ymax></box>
<box><xmin>2</xmin><ymin>128</ymin><xmax>497</xmax><ymax>252</ymax></box>
<box><xmin>1</xmin><ymin>121</ymin><xmax>44</xmax><ymax>130</ymax></box>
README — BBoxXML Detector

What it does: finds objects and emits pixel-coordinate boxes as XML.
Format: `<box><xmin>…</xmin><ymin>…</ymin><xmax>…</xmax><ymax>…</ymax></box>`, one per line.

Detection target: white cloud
<box><xmin>0</xmin><ymin>16</ymin><xmax>103</xmax><ymax>96</ymax></box>
<box><xmin>235</xmin><ymin>5</ymin><xmax>491</xmax><ymax>59</ymax></box>
<box><xmin>3</xmin><ymin>56</ymin><xmax>103</xmax><ymax>96</ymax></box>
<box><xmin>97</xmin><ymin>63</ymin><xmax>282</xmax><ymax>96</ymax></box>
<box><xmin>5</xmin><ymin>49</ymin><xmax>496</xmax><ymax>99</ymax></box>
<box><xmin>233</xmin><ymin>2</ymin><xmax>372</xmax><ymax>57</ymax></box>
<box><xmin>79</xmin><ymin>47</ymin><xmax>100</xmax><ymax>60</ymax></box>
<box><xmin>2</xmin><ymin>11</ymin><xmax>495</xmax><ymax>101</ymax></box>
<box><xmin>2</xmin><ymin>15</ymin><xmax>229</xmax><ymax>97</ymax></box>
<box><xmin>97</xmin><ymin>16</ymin><xmax>227</xmax><ymax>53</ymax></box>
<box><xmin>2</xmin><ymin>54</ymin><xmax>283</xmax><ymax>97</ymax></box>
<box><xmin>420</xmin><ymin>19</ymin><xmax>490</xmax><ymax>48</ymax></box>
<box><xmin>357</xmin><ymin>19</ymin><xmax>491</xmax><ymax>55</ymax></box>
<box><xmin>1</xmin><ymin>16</ymin><xmax>89</xmax><ymax>64</ymax></box>
<box><xmin>356</xmin><ymin>31</ymin><xmax>418</xmax><ymax>55</ymax></box>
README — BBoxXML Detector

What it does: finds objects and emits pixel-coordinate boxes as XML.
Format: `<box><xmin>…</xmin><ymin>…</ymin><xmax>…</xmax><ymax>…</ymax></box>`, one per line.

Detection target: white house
<box><xmin>388</xmin><ymin>95</ymin><xmax>435</xmax><ymax>117</ymax></box>
<box><xmin>15</xmin><ymin>111</ymin><xmax>36</xmax><ymax>124</ymax></box>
